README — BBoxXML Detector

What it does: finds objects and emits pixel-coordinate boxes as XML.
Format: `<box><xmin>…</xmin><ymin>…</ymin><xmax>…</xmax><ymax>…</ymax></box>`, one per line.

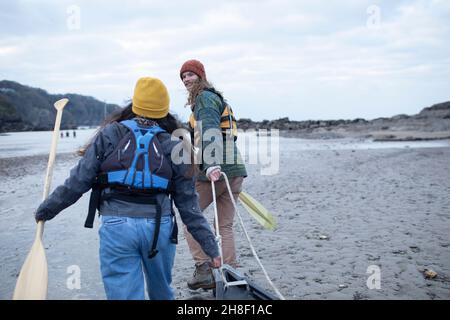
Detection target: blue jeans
<box><xmin>99</xmin><ymin>215</ymin><xmax>176</xmax><ymax>300</ymax></box>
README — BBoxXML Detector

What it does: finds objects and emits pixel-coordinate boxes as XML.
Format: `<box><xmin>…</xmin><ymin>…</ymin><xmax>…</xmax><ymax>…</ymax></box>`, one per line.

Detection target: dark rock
<box><xmin>417</xmin><ymin>101</ymin><xmax>450</xmax><ymax>119</ymax></box>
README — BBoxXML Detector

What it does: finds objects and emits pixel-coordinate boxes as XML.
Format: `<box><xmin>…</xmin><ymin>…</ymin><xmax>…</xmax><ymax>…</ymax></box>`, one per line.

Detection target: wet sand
<box><xmin>1</xmin><ymin>143</ymin><xmax>450</xmax><ymax>300</ymax></box>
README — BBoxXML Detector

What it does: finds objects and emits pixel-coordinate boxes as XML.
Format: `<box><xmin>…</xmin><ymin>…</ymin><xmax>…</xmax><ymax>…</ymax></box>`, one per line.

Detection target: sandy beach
<box><xmin>1</xmin><ymin>137</ymin><xmax>450</xmax><ymax>300</ymax></box>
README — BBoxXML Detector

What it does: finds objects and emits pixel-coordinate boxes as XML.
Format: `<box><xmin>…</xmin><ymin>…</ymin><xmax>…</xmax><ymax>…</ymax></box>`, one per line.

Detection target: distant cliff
<box><xmin>0</xmin><ymin>80</ymin><xmax>120</xmax><ymax>132</ymax></box>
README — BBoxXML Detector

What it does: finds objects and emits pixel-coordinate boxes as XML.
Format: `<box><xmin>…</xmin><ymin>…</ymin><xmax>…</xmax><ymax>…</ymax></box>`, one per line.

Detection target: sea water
<box><xmin>0</xmin><ymin>129</ymin><xmax>97</xmax><ymax>158</ymax></box>
<box><xmin>1</xmin><ymin>129</ymin><xmax>450</xmax><ymax>159</ymax></box>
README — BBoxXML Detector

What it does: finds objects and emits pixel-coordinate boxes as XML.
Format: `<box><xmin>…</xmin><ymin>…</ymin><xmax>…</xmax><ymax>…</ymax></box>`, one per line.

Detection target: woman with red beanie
<box><xmin>179</xmin><ymin>59</ymin><xmax>247</xmax><ymax>290</ymax></box>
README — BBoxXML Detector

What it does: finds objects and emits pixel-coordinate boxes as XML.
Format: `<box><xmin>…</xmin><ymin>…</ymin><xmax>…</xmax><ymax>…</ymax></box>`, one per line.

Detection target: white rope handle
<box><xmin>210</xmin><ymin>179</ymin><xmax>224</xmax><ymax>268</ymax></box>
<box><xmin>213</xmin><ymin>172</ymin><xmax>286</xmax><ymax>300</ymax></box>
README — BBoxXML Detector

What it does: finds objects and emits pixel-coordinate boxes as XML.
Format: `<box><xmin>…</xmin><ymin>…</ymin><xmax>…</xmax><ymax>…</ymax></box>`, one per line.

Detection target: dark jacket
<box><xmin>35</xmin><ymin>121</ymin><xmax>219</xmax><ymax>259</ymax></box>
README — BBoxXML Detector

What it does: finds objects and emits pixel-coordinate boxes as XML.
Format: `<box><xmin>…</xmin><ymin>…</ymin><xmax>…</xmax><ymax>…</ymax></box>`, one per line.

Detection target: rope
<box><xmin>211</xmin><ymin>172</ymin><xmax>286</xmax><ymax>300</ymax></box>
<box><xmin>210</xmin><ymin>179</ymin><xmax>227</xmax><ymax>285</ymax></box>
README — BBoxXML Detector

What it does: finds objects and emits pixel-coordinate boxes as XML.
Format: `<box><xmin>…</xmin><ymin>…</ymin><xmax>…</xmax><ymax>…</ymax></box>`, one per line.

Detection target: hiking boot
<box><xmin>187</xmin><ymin>262</ymin><xmax>215</xmax><ymax>290</ymax></box>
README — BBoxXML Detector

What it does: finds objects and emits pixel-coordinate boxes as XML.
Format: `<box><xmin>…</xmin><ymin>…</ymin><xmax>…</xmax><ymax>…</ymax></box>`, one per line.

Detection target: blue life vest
<box><xmin>98</xmin><ymin>119</ymin><xmax>172</xmax><ymax>191</ymax></box>
<box><xmin>85</xmin><ymin>119</ymin><xmax>177</xmax><ymax>259</ymax></box>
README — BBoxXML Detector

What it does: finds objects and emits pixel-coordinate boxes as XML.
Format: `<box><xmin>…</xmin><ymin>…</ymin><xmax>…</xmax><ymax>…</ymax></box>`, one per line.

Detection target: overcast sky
<box><xmin>1</xmin><ymin>0</ymin><xmax>449</xmax><ymax>121</ymax></box>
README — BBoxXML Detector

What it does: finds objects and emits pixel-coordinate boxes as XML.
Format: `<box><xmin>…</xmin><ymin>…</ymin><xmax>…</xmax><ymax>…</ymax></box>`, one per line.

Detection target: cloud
<box><xmin>1</xmin><ymin>0</ymin><xmax>449</xmax><ymax>121</ymax></box>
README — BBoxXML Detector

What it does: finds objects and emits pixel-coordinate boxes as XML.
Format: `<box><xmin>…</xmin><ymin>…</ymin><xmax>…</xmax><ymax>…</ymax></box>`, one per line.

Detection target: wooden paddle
<box><xmin>13</xmin><ymin>98</ymin><xmax>69</xmax><ymax>300</ymax></box>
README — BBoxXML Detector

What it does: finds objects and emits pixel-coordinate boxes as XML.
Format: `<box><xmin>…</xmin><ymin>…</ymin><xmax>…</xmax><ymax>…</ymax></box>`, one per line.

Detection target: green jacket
<box><xmin>192</xmin><ymin>89</ymin><xmax>247</xmax><ymax>181</ymax></box>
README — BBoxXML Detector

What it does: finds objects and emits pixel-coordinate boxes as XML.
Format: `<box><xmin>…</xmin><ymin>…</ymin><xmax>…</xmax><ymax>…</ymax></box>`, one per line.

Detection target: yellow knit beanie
<box><xmin>132</xmin><ymin>77</ymin><xmax>170</xmax><ymax>119</ymax></box>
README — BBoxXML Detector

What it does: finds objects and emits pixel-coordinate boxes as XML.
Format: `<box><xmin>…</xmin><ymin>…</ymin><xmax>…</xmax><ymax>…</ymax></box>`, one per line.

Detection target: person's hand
<box><xmin>207</xmin><ymin>167</ymin><xmax>221</xmax><ymax>182</ymax></box>
<box><xmin>34</xmin><ymin>207</ymin><xmax>54</xmax><ymax>223</ymax></box>
<box><xmin>35</xmin><ymin>210</ymin><xmax>46</xmax><ymax>223</ymax></box>
<box><xmin>210</xmin><ymin>256</ymin><xmax>222</xmax><ymax>268</ymax></box>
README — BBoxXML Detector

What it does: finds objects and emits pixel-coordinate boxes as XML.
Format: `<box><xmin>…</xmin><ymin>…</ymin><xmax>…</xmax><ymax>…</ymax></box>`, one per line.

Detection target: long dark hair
<box><xmin>78</xmin><ymin>102</ymin><xmax>198</xmax><ymax>176</ymax></box>
<box><xmin>104</xmin><ymin>102</ymin><xmax>183</xmax><ymax>133</ymax></box>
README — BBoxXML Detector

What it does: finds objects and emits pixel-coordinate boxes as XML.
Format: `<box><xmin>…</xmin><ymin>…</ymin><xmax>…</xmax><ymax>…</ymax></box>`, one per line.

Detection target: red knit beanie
<box><xmin>180</xmin><ymin>59</ymin><xmax>206</xmax><ymax>80</ymax></box>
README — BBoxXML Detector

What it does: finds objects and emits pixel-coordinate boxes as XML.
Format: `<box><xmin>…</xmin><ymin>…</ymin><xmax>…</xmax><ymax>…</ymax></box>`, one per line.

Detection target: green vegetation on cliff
<box><xmin>0</xmin><ymin>80</ymin><xmax>120</xmax><ymax>132</ymax></box>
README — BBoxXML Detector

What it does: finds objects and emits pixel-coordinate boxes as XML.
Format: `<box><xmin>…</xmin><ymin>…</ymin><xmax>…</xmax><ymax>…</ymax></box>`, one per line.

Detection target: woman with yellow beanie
<box><xmin>180</xmin><ymin>59</ymin><xmax>247</xmax><ymax>290</ymax></box>
<box><xmin>34</xmin><ymin>77</ymin><xmax>221</xmax><ymax>300</ymax></box>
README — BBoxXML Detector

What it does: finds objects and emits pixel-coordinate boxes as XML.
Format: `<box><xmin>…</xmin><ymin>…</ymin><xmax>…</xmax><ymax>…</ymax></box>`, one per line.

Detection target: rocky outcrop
<box><xmin>237</xmin><ymin>117</ymin><xmax>369</xmax><ymax>131</ymax></box>
<box><xmin>416</xmin><ymin>101</ymin><xmax>450</xmax><ymax>119</ymax></box>
<box><xmin>235</xmin><ymin>101</ymin><xmax>450</xmax><ymax>140</ymax></box>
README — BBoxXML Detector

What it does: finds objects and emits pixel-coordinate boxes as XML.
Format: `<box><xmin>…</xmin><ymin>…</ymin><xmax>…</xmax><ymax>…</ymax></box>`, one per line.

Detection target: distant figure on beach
<box><xmin>179</xmin><ymin>59</ymin><xmax>247</xmax><ymax>290</ymax></box>
<box><xmin>34</xmin><ymin>77</ymin><xmax>221</xmax><ymax>300</ymax></box>
<box><xmin>65</xmin><ymin>131</ymin><xmax>69</xmax><ymax>137</ymax></box>
<box><xmin>73</xmin><ymin>130</ymin><xmax>76</xmax><ymax>138</ymax></box>
<box><xmin>60</xmin><ymin>132</ymin><xmax>63</xmax><ymax>138</ymax></box>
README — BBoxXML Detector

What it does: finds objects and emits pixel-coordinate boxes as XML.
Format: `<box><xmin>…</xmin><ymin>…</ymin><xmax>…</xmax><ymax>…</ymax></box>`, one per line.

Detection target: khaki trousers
<box><xmin>184</xmin><ymin>176</ymin><xmax>244</xmax><ymax>267</ymax></box>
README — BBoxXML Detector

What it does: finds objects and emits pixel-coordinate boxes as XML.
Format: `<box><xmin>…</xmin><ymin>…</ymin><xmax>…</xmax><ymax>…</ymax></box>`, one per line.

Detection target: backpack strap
<box><xmin>120</xmin><ymin>119</ymin><xmax>166</xmax><ymax>136</ymax></box>
<box><xmin>148</xmin><ymin>191</ymin><xmax>178</xmax><ymax>258</ymax></box>
<box><xmin>169</xmin><ymin>195</ymin><xmax>178</xmax><ymax>244</ymax></box>
<box><xmin>148</xmin><ymin>204</ymin><xmax>162</xmax><ymax>259</ymax></box>
<box><xmin>85</xmin><ymin>184</ymin><xmax>101</xmax><ymax>228</ymax></box>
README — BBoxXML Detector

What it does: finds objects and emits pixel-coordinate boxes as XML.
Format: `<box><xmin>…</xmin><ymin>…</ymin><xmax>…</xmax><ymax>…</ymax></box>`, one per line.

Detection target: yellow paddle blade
<box><xmin>238</xmin><ymin>191</ymin><xmax>277</xmax><ymax>230</ymax></box>
<box><xmin>13</xmin><ymin>229</ymin><xmax>48</xmax><ymax>299</ymax></box>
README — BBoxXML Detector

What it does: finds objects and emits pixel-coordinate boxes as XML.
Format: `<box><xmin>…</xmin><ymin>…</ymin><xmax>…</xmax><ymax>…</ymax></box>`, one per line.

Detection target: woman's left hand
<box><xmin>207</xmin><ymin>167</ymin><xmax>221</xmax><ymax>182</ymax></box>
<box><xmin>210</xmin><ymin>256</ymin><xmax>222</xmax><ymax>268</ymax></box>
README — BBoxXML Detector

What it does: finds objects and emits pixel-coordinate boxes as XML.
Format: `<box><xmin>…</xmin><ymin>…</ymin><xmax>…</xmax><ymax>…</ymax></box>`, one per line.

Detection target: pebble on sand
<box><xmin>423</xmin><ymin>269</ymin><xmax>438</xmax><ymax>279</ymax></box>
